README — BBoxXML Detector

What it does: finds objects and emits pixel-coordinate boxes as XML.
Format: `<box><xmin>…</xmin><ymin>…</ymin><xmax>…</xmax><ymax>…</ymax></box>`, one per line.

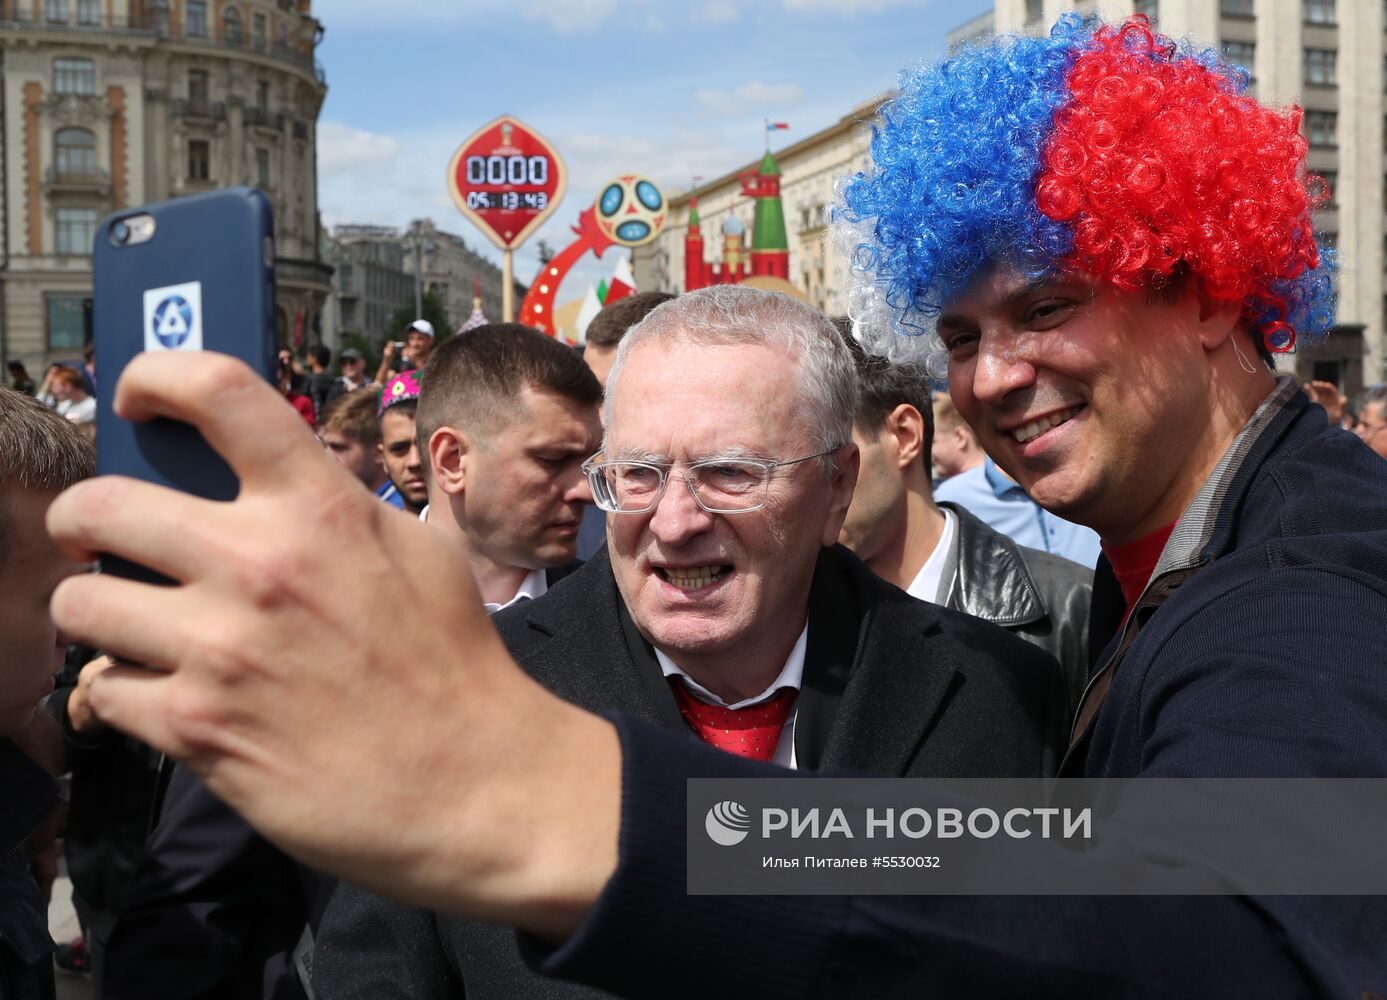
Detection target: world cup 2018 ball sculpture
<box><xmin>519</xmin><ymin>174</ymin><xmax>667</xmax><ymax>335</ymax></box>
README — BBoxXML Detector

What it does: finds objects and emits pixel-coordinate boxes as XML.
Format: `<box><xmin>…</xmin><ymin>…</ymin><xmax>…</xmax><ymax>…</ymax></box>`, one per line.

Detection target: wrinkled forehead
<box><xmin>604</xmin><ymin>338</ymin><xmax>812</xmax><ymax>456</ymax></box>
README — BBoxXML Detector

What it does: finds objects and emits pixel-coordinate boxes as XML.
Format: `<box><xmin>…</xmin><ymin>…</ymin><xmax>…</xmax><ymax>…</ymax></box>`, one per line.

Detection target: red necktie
<box><xmin>668</xmin><ymin>677</ymin><xmax>797</xmax><ymax>762</ymax></box>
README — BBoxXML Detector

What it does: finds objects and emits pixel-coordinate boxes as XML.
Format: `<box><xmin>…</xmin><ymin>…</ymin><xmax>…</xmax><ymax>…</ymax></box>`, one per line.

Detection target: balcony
<box><xmin>169</xmin><ymin>97</ymin><xmax>227</xmax><ymax>121</ymax></box>
<box><xmin>0</xmin><ymin>9</ymin><xmax>326</xmax><ymax>85</ymax></box>
<box><xmin>43</xmin><ymin>165</ymin><xmax>112</xmax><ymax>195</ymax></box>
<box><xmin>243</xmin><ymin>106</ymin><xmax>285</xmax><ymax>131</ymax></box>
<box><xmin>276</xmin><ymin>255</ymin><xmax>334</xmax><ymax>291</ymax></box>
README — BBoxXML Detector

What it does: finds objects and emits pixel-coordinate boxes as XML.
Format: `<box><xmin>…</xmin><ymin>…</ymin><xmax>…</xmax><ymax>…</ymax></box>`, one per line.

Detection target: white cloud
<box><xmin>317</xmin><ymin>122</ymin><xmax>399</xmax><ymax>177</ymax></box>
<box><xmin>695</xmin><ymin>81</ymin><xmax>805</xmax><ymax>117</ymax></box>
<box><xmin>696</xmin><ymin>0</ymin><xmax>740</xmax><ymax>24</ymax></box>
<box><xmin>524</xmin><ymin>0</ymin><xmax>621</xmax><ymax>33</ymax></box>
<box><xmin>325</xmin><ymin>0</ymin><xmax>621</xmax><ymax>32</ymax></box>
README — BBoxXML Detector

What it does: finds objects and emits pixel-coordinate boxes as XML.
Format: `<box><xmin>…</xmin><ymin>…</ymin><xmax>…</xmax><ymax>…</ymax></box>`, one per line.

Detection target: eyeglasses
<box><xmin>582</xmin><ymin>447</ymin><xmax>841</xmax><ymax>514</ymax></box>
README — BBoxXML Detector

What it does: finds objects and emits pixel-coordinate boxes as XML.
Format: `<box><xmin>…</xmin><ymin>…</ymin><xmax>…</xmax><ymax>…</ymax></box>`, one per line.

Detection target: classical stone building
<box><xmin>956</xmin><ymin>0</ymin><xmax>1383</xmax><ymax>393</ymax></box>
<box><xmin>321</xmin><ymin>223</ymin><xmax>411</xmax><ymax>349</ymax></box>
<box><xmin>401</xmin><ymin>217</ymin><xmax>521</xmax><ymax>334</ymax></box>
<box><xmin>0</xmin><ymin>0</ymin><xmax>329</xmax><ymax>371</ymax></box>
<box><xmin>634</xmin><ymin>97</ymin><xmax>880</xmax><ymax>318</ymax></box>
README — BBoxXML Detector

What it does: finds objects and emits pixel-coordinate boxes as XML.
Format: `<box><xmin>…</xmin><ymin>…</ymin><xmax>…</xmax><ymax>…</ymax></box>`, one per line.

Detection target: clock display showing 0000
<box><xmin>464</xmin><ymin>154</ymin><xmax>550</xmax><ymax>188</ymax></box>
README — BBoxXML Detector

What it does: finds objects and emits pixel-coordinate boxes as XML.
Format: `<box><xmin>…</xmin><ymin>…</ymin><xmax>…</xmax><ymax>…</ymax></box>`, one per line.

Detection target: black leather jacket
<box><xmin>938</xmin><ymin>502</ymin><xmax>1093</xmax><ymax>719</ymax></box>
<box><xmin>0</xmin><ymin>739</ymin><xmax>58</xmax><ymax>1000</ymax></box>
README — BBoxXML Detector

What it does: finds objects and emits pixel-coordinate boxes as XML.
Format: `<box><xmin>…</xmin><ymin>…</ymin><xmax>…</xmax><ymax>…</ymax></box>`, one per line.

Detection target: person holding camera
<box><xmin>373</xmin><ymin>319</ymin><xmax>434</xmax><ymax>386</ymax></box>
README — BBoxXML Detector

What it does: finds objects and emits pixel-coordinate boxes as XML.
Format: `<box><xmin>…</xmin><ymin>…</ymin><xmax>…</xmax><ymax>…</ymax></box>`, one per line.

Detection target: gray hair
<box><xmin>0</xmin><ymin>386</ymin><xmax>94</xmax><ymax>562</ymax></box>
<box><xmin>603</xmin><ymin>286</ymin><xmax>857</xmax><ymax>459</ymax></box>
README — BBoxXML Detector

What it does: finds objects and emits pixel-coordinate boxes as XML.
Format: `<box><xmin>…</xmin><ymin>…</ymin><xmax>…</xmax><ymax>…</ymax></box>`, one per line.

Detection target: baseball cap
<box><xmin>379</xmin><ymin>370</ymin><xmax>422</xmax><ymax>417</ymax></box>
<box><xmin>406</xmin><ymin>319</ymin><xmax>435</xmax><ymax>339</ymax></box>
<box><xmin>340</xmin><ymin>348</ymin><xmax>364</xmax><ymax>362</ymax></box>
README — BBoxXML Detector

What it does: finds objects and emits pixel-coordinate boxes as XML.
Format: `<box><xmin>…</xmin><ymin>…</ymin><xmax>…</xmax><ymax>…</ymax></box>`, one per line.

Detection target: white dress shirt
<box><xmin>655</xmin><ymin>625</ymin><xmax>808</xmax><ymax>769</ymax></box>
<box><xmin>906</xmin><ymin>507</ymin><xmax>957</xmax><ymax>606</ymax></box>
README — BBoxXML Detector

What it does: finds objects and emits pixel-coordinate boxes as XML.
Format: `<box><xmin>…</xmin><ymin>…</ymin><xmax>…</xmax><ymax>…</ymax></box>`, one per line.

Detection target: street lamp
<box><xmin>405</xmin><ymin>222</ymin><xmax>438</xmax><ymax>322</ymax></box>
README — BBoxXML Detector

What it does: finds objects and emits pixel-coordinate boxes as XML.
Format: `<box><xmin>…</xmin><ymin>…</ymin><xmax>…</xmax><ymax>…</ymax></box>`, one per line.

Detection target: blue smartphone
<box><xmin>92</xmin><ymin>187</ymin><xmax>277</xmax><ymax>581</ymax></box>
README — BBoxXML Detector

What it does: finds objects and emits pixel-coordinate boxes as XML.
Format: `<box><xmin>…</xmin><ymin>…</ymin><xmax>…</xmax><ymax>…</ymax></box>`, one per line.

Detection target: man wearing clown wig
<box><xmin>45</xmin><ymin>14</ymin><xmax>1387</xmax><ymax>998</ymax></box>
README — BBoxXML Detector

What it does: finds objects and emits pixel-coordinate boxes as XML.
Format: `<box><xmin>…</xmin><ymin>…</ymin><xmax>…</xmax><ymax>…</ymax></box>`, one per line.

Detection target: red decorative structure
<box><xmin>684</xmin><ymin>149</ymin><xmax>790</xmax><ymax>291</ymax></box>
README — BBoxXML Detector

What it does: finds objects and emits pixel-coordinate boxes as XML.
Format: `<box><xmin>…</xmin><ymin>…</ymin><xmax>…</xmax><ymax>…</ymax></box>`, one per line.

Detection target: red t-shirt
<box><xmin>1102</xmin><ymin>522</ymin><xmax>1177</xmax><ymax>610</ymax></box>
<box><xmin>287</xmin><ymin>392</ymin><xmax>316</xmax><ymax>427</ymax></box>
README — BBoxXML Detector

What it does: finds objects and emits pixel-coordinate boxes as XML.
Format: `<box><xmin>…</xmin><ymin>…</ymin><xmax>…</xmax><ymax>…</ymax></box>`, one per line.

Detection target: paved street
<box><xmin>49</xmin><ymin>872</ymin><xmax>93</xmax><ymax>1000</ymax></box>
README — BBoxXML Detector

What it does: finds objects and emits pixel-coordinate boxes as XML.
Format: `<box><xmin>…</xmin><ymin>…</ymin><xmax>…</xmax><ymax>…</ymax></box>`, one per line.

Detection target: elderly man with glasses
<box><xmin>312</xmin><ymin>284</ymin><xmax>1064</xmax><ymax>998</ymax></box>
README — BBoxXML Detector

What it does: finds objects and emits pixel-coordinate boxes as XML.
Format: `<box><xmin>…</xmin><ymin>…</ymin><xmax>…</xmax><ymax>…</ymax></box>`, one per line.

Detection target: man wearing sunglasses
<box><xmin>314</xmin><ymin>284</ymin><xmax>1063</xmax><ymax>998</ymax></box>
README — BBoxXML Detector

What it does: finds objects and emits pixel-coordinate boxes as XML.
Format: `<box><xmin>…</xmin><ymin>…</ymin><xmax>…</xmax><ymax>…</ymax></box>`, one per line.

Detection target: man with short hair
<box><xmin>414</xmin><ymin>323</ymin><xmax>603</xmax><ymax>610</ymax></box>
<box><xmin>8</xmin><ymin>359</ymin><xmax>36</xmax><ymax>395</ymax></box>
<box><xmin>838</xmin><ymin>342</ymin><xmax>1091</xmax><ymax>716</ymax></box>
<box><xmin>0</xmin><ymin>386</ymin><xmax>92</xmax><ymax>998</ymax></box>
<box><xmin>320</xmin><ymin>389</ymin><xmax>388</xmax><ymax>496</ymax></box>
<box><xmin>582</xmin><ymin>291</ymin><xmax>674</xmax><ymax>390</ymax></box>
<box><xmin>378</xmin><ymin>372</ymin><xmax>428</xmax><ymax>514</ymax></box>
<box><xmin>1353</xmin><ymin>385</ymin><xmax>1387</xmax><ymax>461</ymax></box>
<box><xmin>47</xmin><ymin>14</ymin><xmax>1387</xmax><ymax>996</ymax></box>
<box><xmin>929</xmin><ymin>394</ymin><xmax>983</xmax><ymax>480</ymax></box>
<box><xmin>305</xmin><ymin>344</ymin><xmax>337</xmax><ymax>417</ymax></box>
<box><xmin>315</xmin><ymin>286</ymin><xmax>1060</xmax><ymax>998</ymax></box>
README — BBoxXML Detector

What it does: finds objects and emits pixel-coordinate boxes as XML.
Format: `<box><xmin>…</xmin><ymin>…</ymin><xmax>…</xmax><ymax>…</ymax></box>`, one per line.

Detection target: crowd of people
<box><xmin>2</xmin><ymin>11</ymin><xmax>1386</xmax><ymax>999</ymax></box>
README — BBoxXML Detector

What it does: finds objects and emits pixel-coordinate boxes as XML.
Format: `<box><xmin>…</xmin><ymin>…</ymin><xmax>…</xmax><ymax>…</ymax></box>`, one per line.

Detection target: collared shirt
<box><xmin>934</xmin><ymin>457</ymin><xmax>1102</xmax><ymax>568</ymax></box>
<box><xmin>655</xmin><ymin>625</ymin><xmax>808</xmax><ymax>769</ymax></box>
<box><xmin>905</xmin><ymin>507</ymin><xmax>957</xmax><ymax>605</ymax></box>
<box><xmin>420</xmin><ymin>506</ymin><xmax>546</xmax><ymax>613</ymax></box>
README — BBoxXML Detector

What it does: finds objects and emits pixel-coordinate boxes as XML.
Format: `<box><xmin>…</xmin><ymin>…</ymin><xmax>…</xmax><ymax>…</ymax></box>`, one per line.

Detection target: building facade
<box><xmin>970</xmin><ymin>0</ymin><xmax>1383</xmax><ymax>392</ymax></box>
<box><xmin>0</xmin><ymin>0</ymin><xmax>329</xmax><ymax>371</ymax></box>
<box><xmin>402</xmin><ymin>217</ymin><xmax>521</xmax><ymax>335</ymax></box>
<box><xmin>634</xmin><ymin>97</ymin><xmax>881</xmax><ymax>318</ymax></box>
<box><xmin>321</xmin><ymin>223</ymin><xmax>411</xmax><ymax>349</ymax></box>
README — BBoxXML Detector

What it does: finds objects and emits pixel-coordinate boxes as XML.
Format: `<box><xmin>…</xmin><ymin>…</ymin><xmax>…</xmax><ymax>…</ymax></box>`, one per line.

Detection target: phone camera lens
<box><xmin>112</xmin><ymin>220</ymin><xmax>131</xmax><ymax>245</ymax></box>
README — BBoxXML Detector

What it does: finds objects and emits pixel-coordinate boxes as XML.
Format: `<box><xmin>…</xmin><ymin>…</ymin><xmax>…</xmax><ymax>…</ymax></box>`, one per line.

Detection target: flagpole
<box><xmin>764</xmin><ymin>117</ymin><xmax>769</xmax><ymax>153</ymax></box>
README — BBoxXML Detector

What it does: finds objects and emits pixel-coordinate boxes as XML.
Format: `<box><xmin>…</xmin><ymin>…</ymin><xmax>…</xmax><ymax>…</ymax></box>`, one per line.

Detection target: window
<box><xmin>54</xmin><ymin>128</ymin><xmax>96</xmax><ymax>177</ymax></box>
<box><xmin>1304</xmin><ymin>0</ymin><xmax>1334</xmax><ymax>24</ymax></box>
<box><xmin>1221</xmin><ymin>0</ymin><xmax>1254</xmax><ymax>15</ymax></box>
<box><xmin>47</xmin><ymin>295</ymin><xmax>90</xmax><ymax>350</ymax></box>
<box><xmin>223</xmin><ymin>6</ymin><xmax>241</xmax><ymax>43</ymax></box>
<box><xmin>252</xmin><ymin>12</ymin><xmax>267</xmax><ymax>49</ymax></box>
<box><xmin>339</xmin><ymin>264</ymin><xmax>354</xmax><ymax>293</ymax></box>
<box><xmin>188</xmin><ymin>69</ymin><xmax>209</xmax><ymax>104</ymax></box>
<box><xmin>255</xmin><ymin>79</ymin><xmax>269</xmax><ymax>110</ymax></box>
<box><xmin>1025</xmin><ymin>0</ymin><xmax>1041</xmax><ymax>22</ymax></box>
<box><xmin>53</xmin><ymin>58</ymin><xmax>95</xmax><ymax>95</ymax></box>
<box><xmin>76</xmin><ymin>0</ymin><xmax>98</xmax><ymax>24</ymax></box>
<box><xmin>55</xmin><ymin>208</ymin><xmax>97</xmax><ymax>255</ymax></box>
<box><xmin>186</xmin><ymin>0</ymin><xmax>207</xmax><ymax>36</ymax></box>
<box><xmin>188</xmin><ymin>139</ymin><xmax>210</xmax><ymax>180</ymax></box>
<box><xmin>1304</xmin><ymin>48</ymin><xmax>1336</xmax><ymax>86</ymax></box>
<box><xmin>44</xmin><ymin>0</ymin><xmax>66</xmax><ymax>22</ymax></box>
<box><xmin>1222</xmin><ymin>40</ymin><xmax>1255</xmax><ymax>67</ymax></box>
<box><xmin>1134</xmin><ymin>0</ymin><xmax>1158</xmax><ymax>21</ymax></box>
<box><xmin>256</xmin><ymin>147</ymin><xmax>270</xmax><ymax>188</ymax></box>
<box><xmin>1306</xmin><ymin>110</ymin><xmax>1337</xmax><ymax>147</ymax></box>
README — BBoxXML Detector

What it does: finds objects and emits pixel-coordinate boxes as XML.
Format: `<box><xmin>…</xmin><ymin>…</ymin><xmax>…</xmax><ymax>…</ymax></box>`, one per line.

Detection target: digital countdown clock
<box><xmin>446</xmin><ymin>115</ymin><xmax>566</xmax><ymax>253</ymax></box>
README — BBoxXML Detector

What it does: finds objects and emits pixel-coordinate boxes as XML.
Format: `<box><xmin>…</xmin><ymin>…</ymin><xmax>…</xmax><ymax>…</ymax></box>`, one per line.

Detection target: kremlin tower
<box><xmin>683</xmin><ymin>149</ymin><xmax>791</xmax><ymax>291</ymax></box>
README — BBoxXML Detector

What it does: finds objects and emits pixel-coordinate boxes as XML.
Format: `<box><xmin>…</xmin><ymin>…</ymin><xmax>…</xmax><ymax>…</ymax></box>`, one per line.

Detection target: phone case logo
<box><xmin>143</xmin><ymin>281</ymin><xmax>203</xmax><ymax>352</ymax></box>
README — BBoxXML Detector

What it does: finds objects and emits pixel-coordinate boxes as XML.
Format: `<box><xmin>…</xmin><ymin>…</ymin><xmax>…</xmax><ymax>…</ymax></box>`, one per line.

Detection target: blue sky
<box><xmin>314</xmin><ymin>0</ymin><xmax>989</xmax><ymax>307</ymax></box>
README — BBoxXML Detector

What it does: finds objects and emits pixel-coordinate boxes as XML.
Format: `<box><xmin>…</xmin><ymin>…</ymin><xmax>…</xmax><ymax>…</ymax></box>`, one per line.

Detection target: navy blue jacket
<box><xmin>525</xmin><ymin>384</ymin><xmax>1387</xmax><ymax>998</ymax></box>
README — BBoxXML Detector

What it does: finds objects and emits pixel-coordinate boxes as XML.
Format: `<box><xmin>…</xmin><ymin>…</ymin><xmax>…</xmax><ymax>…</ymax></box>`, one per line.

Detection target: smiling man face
<box><xmin>939</xmin><ymin>265</ymin><xmax>1243</xmax><ymax>545</ymax></box>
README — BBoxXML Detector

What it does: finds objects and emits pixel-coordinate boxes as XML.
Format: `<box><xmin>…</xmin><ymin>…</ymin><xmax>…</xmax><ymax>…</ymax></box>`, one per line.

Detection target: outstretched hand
<box><xmin>46</xmin><ymin>351</ymin><xmax>619</xmax><ymax>936</ymax></box>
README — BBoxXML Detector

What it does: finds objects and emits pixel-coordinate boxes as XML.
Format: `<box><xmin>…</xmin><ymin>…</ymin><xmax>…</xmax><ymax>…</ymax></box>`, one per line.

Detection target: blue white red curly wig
<box><xmin>836</xmin><ymin>13</ymin><xmax>1336</xmax><ymax>379</ymax></box>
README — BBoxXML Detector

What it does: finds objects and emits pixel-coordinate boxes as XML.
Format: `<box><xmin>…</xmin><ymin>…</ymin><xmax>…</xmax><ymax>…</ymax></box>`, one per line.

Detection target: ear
<box><xmin>821</xmin><ymin>442</ymin><xmax>861</xmax><ymax>548</ymax></box>
<box><xmin>885</xmin><ymin>404</ymin><xmax>925</xmax><ymax>472</ymax></box>
<box><xmin>1194</xmin><ymin>298</ymin><xmax>1246</xmax><ymax>353</ymax></box>
<box><xmin>428</xmin><ymin>426</ymin><xmax>470</xmax><ymax>497</ymax></box>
